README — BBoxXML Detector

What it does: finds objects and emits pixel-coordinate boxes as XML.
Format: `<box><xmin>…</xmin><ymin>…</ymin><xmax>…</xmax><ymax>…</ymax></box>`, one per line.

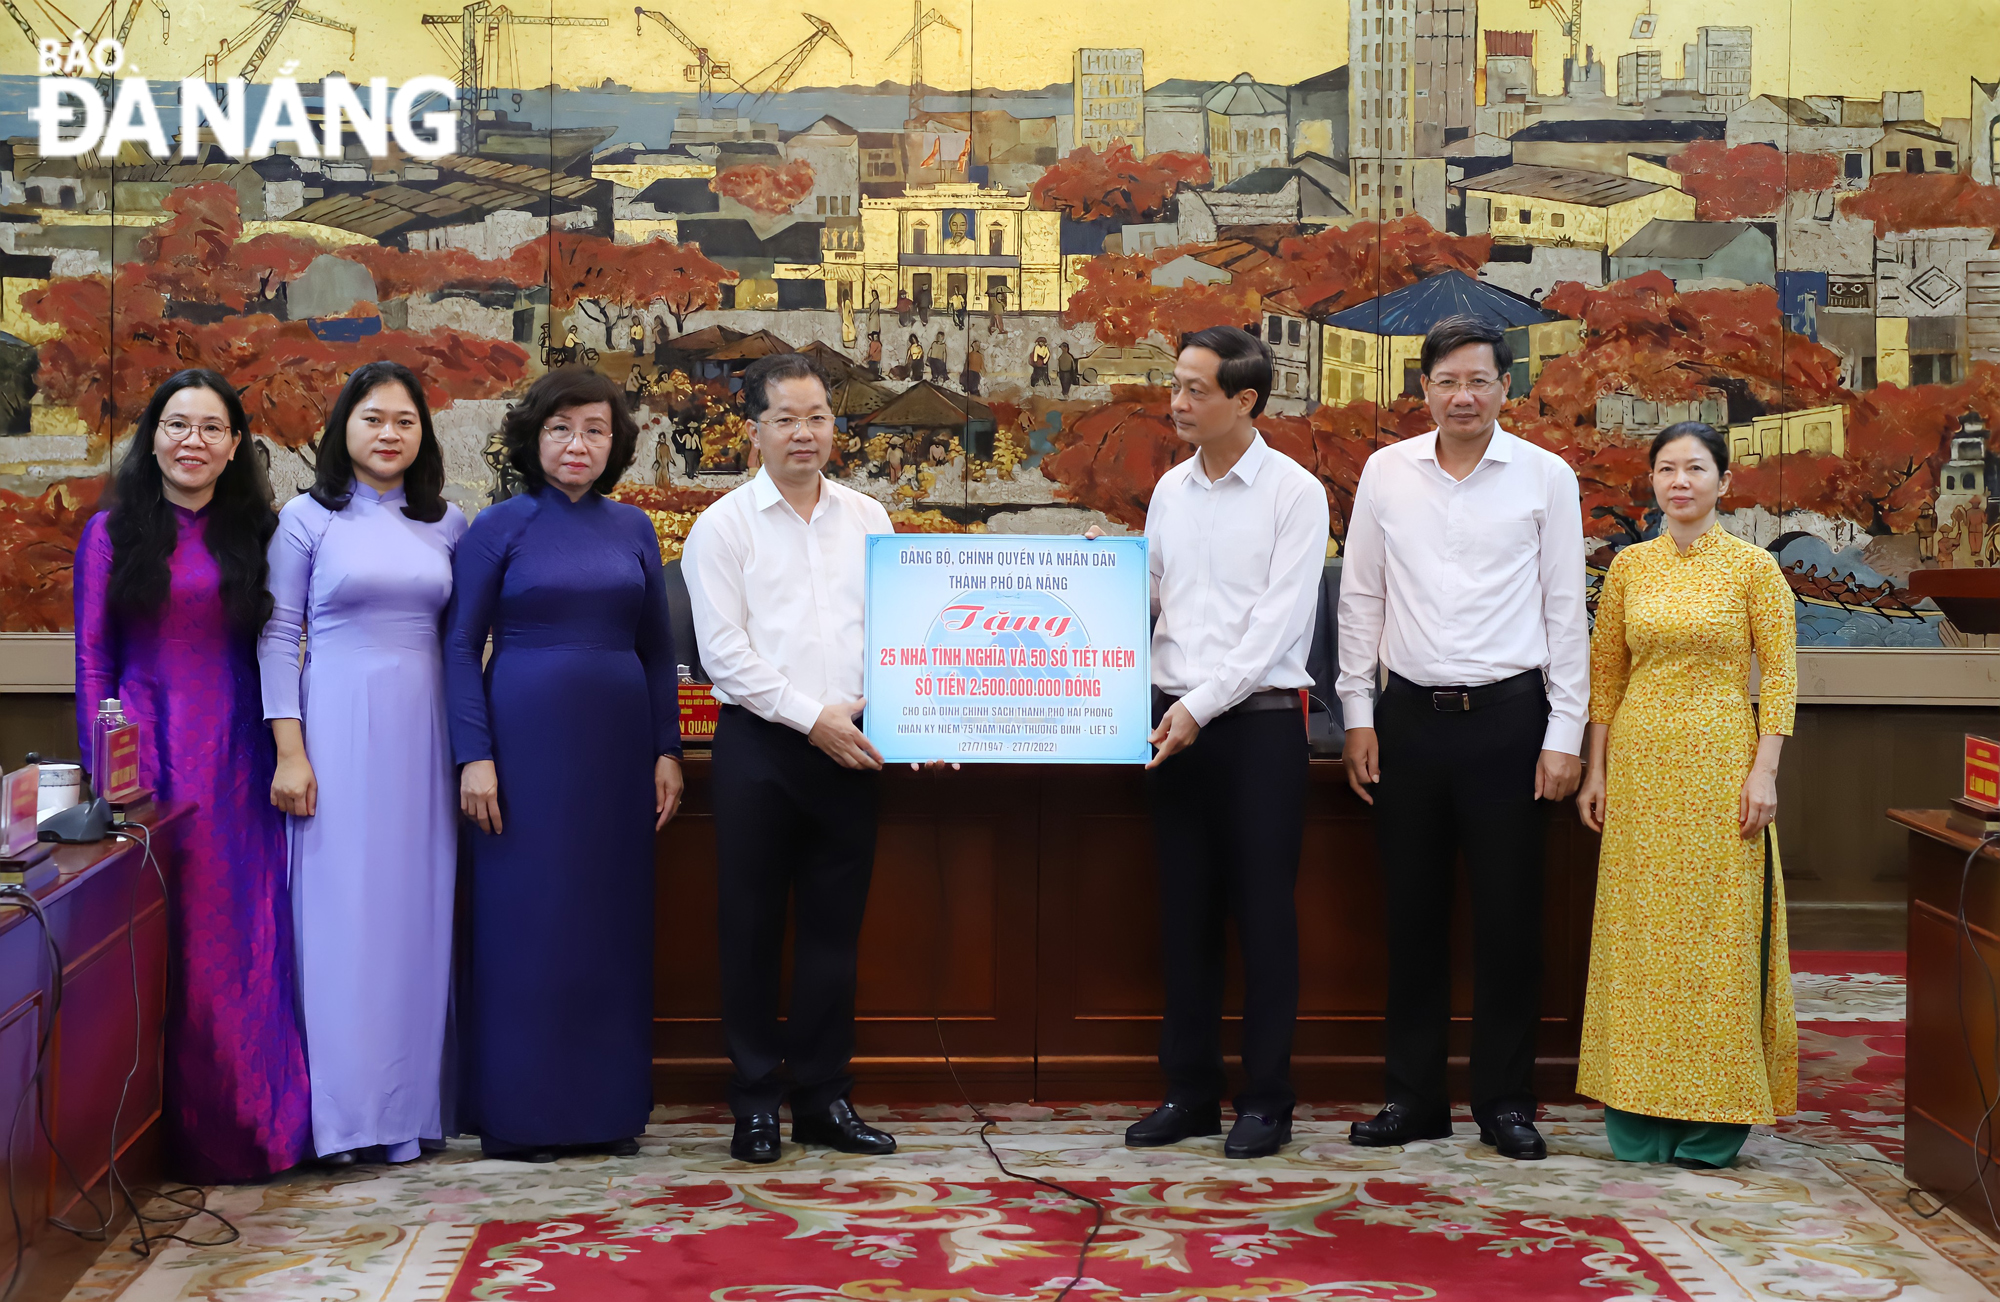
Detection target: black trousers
<box><xmin>713</xmin><ymin>706</ymin><xmax>879</xmax><ymax>1117</ymax></box>
<box><xmin>1373</xmin><ymin>677</ymin><xmax>1550</xmax><ymax>1122</ymax></box>
<box><xmin>1146</xmin><ymin>707</ymin><xmax>1306</xmax><ymax>1117</ymax></box>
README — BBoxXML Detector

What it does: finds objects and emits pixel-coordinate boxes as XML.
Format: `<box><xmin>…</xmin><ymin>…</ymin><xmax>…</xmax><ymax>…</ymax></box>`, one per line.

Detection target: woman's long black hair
<box><xmin>309</xmin><ymin>361</ymin><xmax>448</xmax><ymax>523</ymax></box>
<box><xmin>103</xmin><ymin>369</ymin><xmax>277</xmax><ymax>634</ymax></box>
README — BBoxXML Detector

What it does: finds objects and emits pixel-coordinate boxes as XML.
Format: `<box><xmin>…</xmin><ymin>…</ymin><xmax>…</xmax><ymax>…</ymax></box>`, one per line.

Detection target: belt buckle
<box><xmin>1432</xmin><ymin>690</ymin><xmax>1470</xmax><ymax>712</ymax></box>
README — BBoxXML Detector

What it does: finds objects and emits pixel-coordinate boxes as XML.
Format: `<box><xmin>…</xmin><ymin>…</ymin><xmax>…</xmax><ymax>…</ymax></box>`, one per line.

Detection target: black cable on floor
<box><xmin>925</xmin><ymin>770</ymin><xmax>1104</xmax><ymax>1301</ymax></box>
<box><xmin>101</xmin><ymin>823</ymin><xmax>240</xmax><ymax>1257</ymax></box>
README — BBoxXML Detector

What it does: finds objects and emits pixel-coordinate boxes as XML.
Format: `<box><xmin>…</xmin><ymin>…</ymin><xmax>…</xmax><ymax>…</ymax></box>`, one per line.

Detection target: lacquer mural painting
<box><xmin>0</xmin><ymin>0</ymin><xmax>1994</xmax><ymax>646</ymax></box>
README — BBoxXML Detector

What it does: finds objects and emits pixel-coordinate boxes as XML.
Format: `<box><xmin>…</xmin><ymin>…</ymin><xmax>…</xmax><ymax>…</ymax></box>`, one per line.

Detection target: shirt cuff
<box><xmin>776</xmin><ymin>688</ymin><xmax>827</xmax><ymax>735</ymax></box>
<box><xmin>1339</xmin><ymin>692</ymin><xmax>1374</xmax><ymax>732</ymax></box>
<box><xmin>1541</xmin><ymin>717</ymin><xmax>1585</xmax><ymax>756</ymax></box>
<box><xmin>1176</xmin><ymin>682</ymin><xmax>1225</xmax><ymax>729</ymax></box>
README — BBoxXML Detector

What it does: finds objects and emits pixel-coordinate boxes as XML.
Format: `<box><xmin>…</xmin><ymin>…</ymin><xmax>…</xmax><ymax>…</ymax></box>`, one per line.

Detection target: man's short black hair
<box><xmin>1178</xmin><ymin>325</ymin><xmax>1273</xmax><ymax>417</ymax></box>
<box><xmin>741</xmin><ymin>352</ymin><xmax>830</xmax><ymax>421</ymax></box>
<box><xmin>1420</xmin><ymin>314</ymin><xmax>1514</xmax><ymax>378</ymax></box>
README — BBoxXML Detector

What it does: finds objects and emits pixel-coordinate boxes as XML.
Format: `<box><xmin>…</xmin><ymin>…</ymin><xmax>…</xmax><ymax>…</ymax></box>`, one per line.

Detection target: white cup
<box><xmin>38</xmin><ymin>762</ymin><xmax>82</xmax><ymax>820</ymax></box>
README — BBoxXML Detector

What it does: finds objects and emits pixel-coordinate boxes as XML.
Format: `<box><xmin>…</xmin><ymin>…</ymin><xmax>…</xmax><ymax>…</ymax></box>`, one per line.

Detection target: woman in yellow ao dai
<box><xmin>1574</xmin><ymin>421</ymin><xmax>1798</xmax><ymax>1170</ymax></box>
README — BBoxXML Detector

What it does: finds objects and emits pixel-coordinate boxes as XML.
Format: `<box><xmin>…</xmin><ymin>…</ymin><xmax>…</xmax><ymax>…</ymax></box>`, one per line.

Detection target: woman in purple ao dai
<box><xmin>73</xmin><ymin>369</ymin><xmax>310</xmax><ymax>1182</ymax></box>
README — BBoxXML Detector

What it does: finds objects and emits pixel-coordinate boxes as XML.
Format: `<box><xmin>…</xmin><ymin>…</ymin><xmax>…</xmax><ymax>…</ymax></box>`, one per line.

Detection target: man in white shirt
<box><xmin>1336</xmin><ymin>315</ymin><xmax>1588</xmax><ymax>1162</ymax></box>
<box><xmin>682</xmin><ymin>353</ymin><xmax>897</xmax><ymax>1166</ymax></box>
<box><xmin>1122</xmin><ymin>326</ymin><xmax>1331</xmax><ymax>1160</ymax></box>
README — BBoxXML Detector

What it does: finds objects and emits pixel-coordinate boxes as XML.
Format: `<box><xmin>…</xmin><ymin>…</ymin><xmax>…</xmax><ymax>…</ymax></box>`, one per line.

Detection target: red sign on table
<box><xmin>102</xmin><ymin>723</ymin><xmax>142</xmax><ymax>802</ymax></box>
<box><xmin>678</xmin><ymin>681</ymin><xmax>719</xmax><ymax>745</ymax></box>
<box><xmin>1967</xmin><ymin>734</ymin><xmax>2000</xmax><ymax>809</ymax></box>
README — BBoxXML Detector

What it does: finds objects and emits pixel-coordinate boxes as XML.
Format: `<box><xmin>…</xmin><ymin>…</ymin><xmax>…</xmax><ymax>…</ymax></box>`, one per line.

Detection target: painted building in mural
<box><xmin>0</xmin><ymin>0</ymin><xmax>1994</xmax><ymax>652</ymax></box>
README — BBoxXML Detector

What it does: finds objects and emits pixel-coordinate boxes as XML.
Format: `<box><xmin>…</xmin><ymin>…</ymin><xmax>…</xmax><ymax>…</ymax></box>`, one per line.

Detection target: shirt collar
<box><xmin>1417</xmin><ymin>426</ymin><xmax>1517</xmax><ymax>467</ymax></box>
<box><xmin>750</xmin><ymin>467</ymin><xmax>828</xmax><ymax>522</ymax></box>
<box><xmin>1189</xmin><ymin>432</ymin><xmax>1271</xmax><ymax>490</ymax></box>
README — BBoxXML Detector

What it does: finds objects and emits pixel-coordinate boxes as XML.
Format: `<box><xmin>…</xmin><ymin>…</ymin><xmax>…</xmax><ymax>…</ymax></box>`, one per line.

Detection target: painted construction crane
<box><xmin>1</xmin><ymin>0</ymin><xmax>37</xmax><ymax>53</ymax></box>
<box><xmin>421</xmin><ymin>1</ymin><xmax>608</xmax><ymax>145</ymax></box>
<box><xmin>8</xmin><ymin>0</ymin><xmax>170</xmax><ymax>74</ymax></box>
<box><xmin>200</xmin><ymin>0</ymin><xmax>354</xmax><ymax>82</ymax></box>
<box><xmin>94</xmin><ymin>0</ymin><xmax>170</xmax><ymax>99</ymax></box>
<box><xmin>885</xmin><ymin>2</ymin><xmax>960</xmax><ymax>128</ymax></box>
<box><xmin>633</xmin><ymin>8</ymin><xmax>729</xmax><ymax>110</ymax></box>
<box><xmin>1527</xmin><ymin>0</ymin><xmax>1583</xmax><ymax>79</ymax></box>
<box><xmin>720</xmin><ymin>13</ymin><xmax>851</xmax><ymax>118</ymax></box>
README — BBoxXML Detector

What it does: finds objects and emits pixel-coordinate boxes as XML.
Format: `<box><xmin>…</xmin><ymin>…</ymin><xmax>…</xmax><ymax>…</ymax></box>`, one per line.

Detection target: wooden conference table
<box><xmin>652</xmin><ymin>755</ymin><xmax>1603</xmax><ymax>1103</ymax></box>
<box><xmin>0</xmin><ymin>802</ymin><xmax>178</xmax><ymax>1281</ymax></box>
<box><xmin>1897</xmin><ymin>808</ymin><xmax>2000</xmax><ymax>1237</ymax></box>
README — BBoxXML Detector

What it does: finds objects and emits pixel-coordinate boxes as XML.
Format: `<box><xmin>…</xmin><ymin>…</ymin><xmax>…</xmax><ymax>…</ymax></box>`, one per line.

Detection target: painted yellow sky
<box><xmin>6</xmin><ymin>0</ymin><xmax>1996</xmax><ymax>121</ymax></box>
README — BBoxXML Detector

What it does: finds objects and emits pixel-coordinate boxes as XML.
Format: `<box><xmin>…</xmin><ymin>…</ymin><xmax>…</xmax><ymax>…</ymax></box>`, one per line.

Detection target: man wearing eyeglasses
<box><xmin>682</xmin><ymin>352</ymin><xmax>897</xmax><ymax>1166</ymax></box>
<box><xmin>1335</xmin><ymin>315</ymin><xmax>1588</xmax><ymax>1163</ymax></box>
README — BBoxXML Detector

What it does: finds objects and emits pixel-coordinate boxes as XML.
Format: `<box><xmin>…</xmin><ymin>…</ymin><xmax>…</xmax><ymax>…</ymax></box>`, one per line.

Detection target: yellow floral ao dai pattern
<box><xmin>1577</xmin><ymin>525</ymin><xmax>1799</xmax><ymax>1124</ymax></box>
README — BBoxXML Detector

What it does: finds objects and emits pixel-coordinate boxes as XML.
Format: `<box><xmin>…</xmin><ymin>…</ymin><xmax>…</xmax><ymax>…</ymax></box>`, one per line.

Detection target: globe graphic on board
<box><xmin>925</xmin><ymin>588</ymin><xmax>1090</xmax><ymax>681</ymax></box>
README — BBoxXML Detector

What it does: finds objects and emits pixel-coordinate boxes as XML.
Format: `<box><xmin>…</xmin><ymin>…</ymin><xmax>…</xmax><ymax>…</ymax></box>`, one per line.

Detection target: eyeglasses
<box><xmin>540</xmin><ymin>421</ymin><xmax>613</xmax><ymax>447</ymax></box>
<box><xmin>1426</xmin><ymin>377</ymin><xmax>1504</xmax><ymax>395</ymax></box>
<box><xmin>159</xmin><ymin>417</ymin><xmax>233</xmax><ymax>445</ymax></box>
<box><xmin>759</xmin><ymin>414</ymin><xmax>835</xmax><ymax>437</ymax></box>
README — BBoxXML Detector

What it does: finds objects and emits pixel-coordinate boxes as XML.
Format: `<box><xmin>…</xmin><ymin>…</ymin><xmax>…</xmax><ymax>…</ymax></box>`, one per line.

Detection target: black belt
<box><xmin>1385</xmin><ymin>669</ymin><xmax>1543</xmax><ymax>713</ymax></box>
<box><xmin>1154</xmin><ymin>687</ymin><xmax>1301</xmax><ymax>718</ymax></box>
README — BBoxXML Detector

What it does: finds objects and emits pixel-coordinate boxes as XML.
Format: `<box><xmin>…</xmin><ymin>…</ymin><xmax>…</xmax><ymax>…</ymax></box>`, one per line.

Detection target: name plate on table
<box><xmin>864</xmin><ymin>534</ymin><xmax>1151</xmax><ymax>765</ymax></box>
<box><xmin>1</xmin><ymin>764</ymin><xmax>38</xmax><ymax>859</ymax></box>
<box><xmin>101</xmin><ymin>723</ymin><xmax>142</xmax><ymax>802</ymax></box>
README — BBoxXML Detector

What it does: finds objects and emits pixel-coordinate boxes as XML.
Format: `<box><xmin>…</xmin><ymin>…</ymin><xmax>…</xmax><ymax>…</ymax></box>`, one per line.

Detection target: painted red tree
<box><xmin>0</xmin><ymin>478</ymin><xmax>104</xmax><ymax>631</ymax></box>
<box><xmin>341</xmin><ymin>232</ymin><xmax>736</xmax><ymax>334</ymax></box>
<box><xmin>1038</xmin><ymin>387</ymin><xmax>1427</xmax><ymax>541</ymax></box>
<box><xmin>1840</xmin><ymin>173</ymin><xmax>2000</xmax><ymax>236</ymax></box>
<box><xmin>1037</xmin><ymin>393</ymin><xmax>1189</xmax><ymax>526</ymax></box>
<box><xmin>1666</xmin><ymin>141</ymin><xmax>1843</xmax><ymax>220</ymax></box>
<box><xmin>1063</xmin><ymin>218</ymin><xmax>1493</xmax><ymax>349</ymax></box>
<box><xmin>1533</xmin><ymin>274</ymin><xmax>1845</xmax><ymax>428</ymax></box>
<box><xmin>1031</xmin><ymin>144</ymin><xmax>1212</xmax><ymax>222</ymax></box>
<box><xmin>21</xmin><ymin>184</ymin><xmax>531</xmax><ymax>452</ymax></box>
<box><xmin>1061</xmin><ymin>247</ymin><xmax>1267</xmax><ymax>348</ymax></box>
<box><xmin>709</xmin><ymin>160</ymin><xmax>817</xmax><ymax>216</ymax></box>
<box><xmin>1726</xmin><ymin>362</ymin><xmax>2000</xmax><ymax>534</ymax></box>
<box><xmin>1274</xmin><ymin>218</ymin><xmax>1492</xmax><ymax>313</ymax></box>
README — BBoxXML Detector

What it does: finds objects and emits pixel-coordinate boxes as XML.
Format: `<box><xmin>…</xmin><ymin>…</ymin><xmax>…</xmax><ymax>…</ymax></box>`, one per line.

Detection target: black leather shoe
<box><xmin>1224</xmin><ymin>1111</ymin><xmax>1293</xmax><ymax>1159</ymax></box>
<box><xmin>1124</xmin><ymin>1101</ymin><xmax>1223</xmax><ymax>1148</ymax></box>
<box><xmin>1672</xmin><ymin>1155</ymin><xmax>1725</xmax><ymax>1170</ymax></box>
<box><xmin>731</xmin><ymin>1114</ymin><xmax>782</xmax><ymax>1164</ymax></box>
<box><xmin>316</xmin><ymin>1149</ymin><xmax>360</xmax><ymax>1168</ymax></box>
<box><xmin>1349</xmin><ymin>1103</ymin><xmax>1454</xmax><ymax>1147</ymax></box>
<box><xmin>599</xmin><ymin>1137</ymin><xmax>640</xmax><ymax>1158</ymax></box>
<box><xmin>1477</xmin><ymin>1110</ymin><xmax>1547</xmax><ymax>1161</ymax></box>
<box><xmin>792</xmin><ymin>1098</ymin><xmax>896</xmax><ymax>1155</ymax></box>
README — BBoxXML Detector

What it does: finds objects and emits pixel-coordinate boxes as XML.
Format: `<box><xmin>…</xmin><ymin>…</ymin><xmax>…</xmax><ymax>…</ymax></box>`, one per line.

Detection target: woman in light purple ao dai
<box><xmin>259</xmin><ymin>362</ymin><xmax>467</xmax><ymax>1165</ymax></box>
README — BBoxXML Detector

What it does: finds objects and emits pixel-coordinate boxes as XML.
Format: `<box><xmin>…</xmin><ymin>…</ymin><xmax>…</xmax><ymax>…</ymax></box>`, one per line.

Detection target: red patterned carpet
<box><xmin>71</xmin><ymin>949</ymin><xmax>2000</xmax><ymax>1302</ymax></box>
<box><xmin>445</xmin><ymin>1179</ymin><xmax>1699</xmax><ymax>1301</ymax></box>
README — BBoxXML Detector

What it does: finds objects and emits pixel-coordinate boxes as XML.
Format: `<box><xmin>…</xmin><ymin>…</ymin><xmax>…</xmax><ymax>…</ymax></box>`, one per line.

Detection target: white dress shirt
<box><xmin>682</xmin><ymin>468</ymin><xmax>893</xmax><ymax>734</ymax></box>
<box><xmin>1147</xmin><ymin>432</ymin><xmax>1332</xmax><ymax>728</ymax></box>
<box><xmin>1335</xmin><ymin>427</ymin><xmax>1589</xmax><ymax>755</ymax></box>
